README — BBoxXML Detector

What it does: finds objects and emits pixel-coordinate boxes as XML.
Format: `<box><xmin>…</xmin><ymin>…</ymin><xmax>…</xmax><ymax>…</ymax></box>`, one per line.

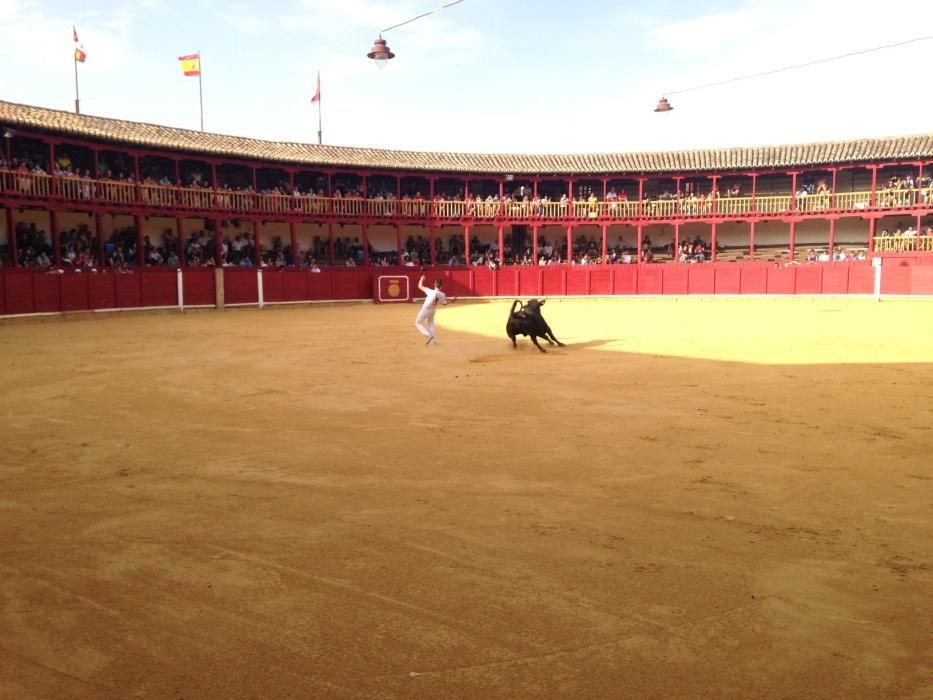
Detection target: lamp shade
<box><xmin>367</xmin><ymin>38</ymin><xmax>396</xmax><ymax>66</ymax></box>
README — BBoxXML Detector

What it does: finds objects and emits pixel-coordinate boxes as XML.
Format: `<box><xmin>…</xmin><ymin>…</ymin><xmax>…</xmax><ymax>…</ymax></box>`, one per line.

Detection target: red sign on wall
<box><xmin>376</xmin><ymin>275</ymin><xmax>410</xmax><ymax>303</ymax></box>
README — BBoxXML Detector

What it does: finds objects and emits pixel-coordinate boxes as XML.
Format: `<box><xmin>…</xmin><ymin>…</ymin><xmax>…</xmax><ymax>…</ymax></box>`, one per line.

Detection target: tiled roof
<box><xmin>2</xmin><ymin>99</ymin><xmax>932</xmax><ymax>176</ymax></box>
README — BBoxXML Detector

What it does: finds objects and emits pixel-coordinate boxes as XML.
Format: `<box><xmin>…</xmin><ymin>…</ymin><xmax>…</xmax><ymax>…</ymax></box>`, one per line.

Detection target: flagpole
<box><xmin>198</xmin><ymin>50</ymin><xmax>204</xmax><ymax>132</ymax></box>
<box><xmin>317</xmin><ymin>71</ymin><xmax>322</xmax><ymax>144</ymax></box>
<box><xmin>73</xmin><ymin>26</ymin><xmax>80</xmax><ymax>114</ymax></box>
<box><xmin>74</xmin><ymin>56</ymin><xmax>81</xmax><ymax>114</ymax></box>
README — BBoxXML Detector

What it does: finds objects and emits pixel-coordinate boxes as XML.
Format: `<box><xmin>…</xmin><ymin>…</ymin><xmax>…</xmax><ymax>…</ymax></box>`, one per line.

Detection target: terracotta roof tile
<box><xmin>2</xmin><ymin>99</ymin><xmax>932</xmax><ymax>176</ymax></box>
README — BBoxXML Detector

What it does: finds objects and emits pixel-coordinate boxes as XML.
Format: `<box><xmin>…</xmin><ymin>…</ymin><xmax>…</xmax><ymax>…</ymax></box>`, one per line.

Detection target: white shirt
<box><xmin>420</xmin><ymin>288</ymin><xmax>447</xmax><ymax>312</ymax></box>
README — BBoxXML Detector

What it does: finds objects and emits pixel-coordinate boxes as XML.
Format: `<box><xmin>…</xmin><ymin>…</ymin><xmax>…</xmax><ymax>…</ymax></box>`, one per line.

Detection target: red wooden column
<box><xmin>830</xmin><ymin>168</ymin><xmax>838</xmax><ymax>209</ymax></box>
<box><xmin>133</xmin><ymin>154</ymin><xmax>142</xmax><ymax>203</ymax></box>
<box><xmin>751</xmin><ymin>174</ymin><xmax>758</xmax><ymax>213</ymax></box>
<box><xmin>674</xmin><ymin>177</ymin><xmax>682</xmax><ymax>215</ymax></box>
<box><xmin>429</xmin><ymin>225</ymin><xmax>436</xmax><ymax>265</ymax></box>
<box><xmin>289</xmin><ymin>220</ymin><xmax>298</xmax><ymax>265</ymax></box>
<box><xmin>176</xmin><ymin>216</ymin><xmax>185</xmax><ymax>266</ymax></box>
<box><xmin>252</xmin><ymin>219</ymin><xmax>261</xmax><ymax>266</ymax></box>
<box><xmin>498</xmin><ymin>180</ymin><xmax>505</xmax><ymax>216</ymax></box>
<box><xmin>136</xmin><ymin>214</ymin><xmax>145</xmax><ymax>266</ymax></box>
<box><xmin>50</xmin><ymin>209</ymin><xmax>61</xmax><ymax>266</ymax></box>
<box><xmin>499</xmin><ymin>225</ymin><xmax>506</xmax><ymax>265</ymax></box>
<box><xmin>602</xmin><ymin>178</ymin><xmax>608</xmax><ymax>202</ymax></box>
<box><xmin>48</xmin><ymin>141</ymin><xmax>57</xmax><ymax>197</ymax></box>
<box><xmin>532</xmin><ymin>225</ymin><xmax>539</xmax><ymax>263</ymax></box>
<box><xmin>869</xmin><ymin>166</ymin><xmax>878</xmax><ymax>207</ymax></box>
<box><xmin>674</xmin><ymin>223</ymin><xmax>680</xmax><ymax>262</ymax></box>
<box><xmin>463</xmin><ymin>224</ymin><xmax>470</xmax><ymax>265</ymax></box>
<box><xmin>710</xmin><ymin>175</ymin><xmax>719</xmax><ymax>214</ymax></box>
<box><xmin>362</xmin><ymin>223</ymin><xmax>370</xmax><ymax>265</ymax></box>
<box><xmin>749</xmin><ymin>221</ymin><xmax>756</xmax><ymax>259</ymax></box>
<box><xmin>213</xmin><ymin>218</ymin><xmax>222</xmax><ymax>266</ymax></box>
<box><xmin>8</xmin><ymin>207</ymin><xmax>18</xmax><ymax>267</ymax></box>
<box><xmin>917</xmin><ymin>163</ymin><xmax>924</xmax><ymax>206</ymax></box>
<box><xmin>566</xmin><ymin>179</ymin><xmax>573</xmax><ymax>220</ymax></box>
<box><xmin>327</xmin><ymin>222</ymin><xmax>335</xmax><ymax>264</ymax></box>
<box><xmin>396</xmin><ymin>223</ymin><xmax>403</xmax><ymax>264</ymax></box>
<box><xmin>288</xmin><ymin>171</ymin><xmax>296</xmax><ymax>212</ymax></box>
<box><xmin>789</xmin><ymin>172</ymin><xmax>798</xmax><ymax>212</ymax></box>
<box><xmin>637</xmin><ymin>179</ymin><xmax>645</xmax><ymax>217</ymax></box>
<box><xmin>95</xmin><ymin>212</ymin><xmax>104</xmax><ymax>267</ymax></box>
<box><xmin>828</xmin><ymin>218</ymin><xmax>836</xmax><ymax>255</ymax></box>
<box><xmin>636</xmin><ymin>225</ymin><xmax>643</xmax><ymax>262</ymax></box>
<box><xmin>868</xmin><ymin>217</ymin><xmax>877</xmax><ymax>252</ymax></box>
<box><xmin>175</xmin><ymin>159</ymin><xmax>182</xmax><ymax>187</ymax></box>
<box><xmin>788</xmin><ymin>221</ymin><xmax>796</xmax><ymax>261</ymax></box>
<box><xmin>710</xmin><ymin>223</ymin><xmax>717</xmax><ymax>263</ymax></box>
<box><xmin>565</xmin><ymin>225</ymin><xmax>572</xmax><ymax>264</ymax></box>
<box><xmin>600</xmin><ymin>224</ymin><xmax>607</xmax><ymax>262</ymax></box>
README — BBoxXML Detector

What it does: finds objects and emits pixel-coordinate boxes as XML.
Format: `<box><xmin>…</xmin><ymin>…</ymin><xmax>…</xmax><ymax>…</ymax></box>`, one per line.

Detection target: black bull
<box><xmin>506</xmin><ymin>299</ymin><xmax>565</xmax><ymax>352</ymax></box>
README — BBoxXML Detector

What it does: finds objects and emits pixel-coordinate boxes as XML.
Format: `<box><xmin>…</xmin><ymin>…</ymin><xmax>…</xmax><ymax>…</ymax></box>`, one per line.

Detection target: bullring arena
<box><xmin>1</xmin><ymin>100</ymin><xmax>933</xmax><ymax>699</ymax></box>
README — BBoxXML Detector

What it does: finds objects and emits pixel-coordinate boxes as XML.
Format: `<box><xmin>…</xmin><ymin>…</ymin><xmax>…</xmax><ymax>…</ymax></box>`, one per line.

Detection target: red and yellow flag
<box><xmin>311</xmin><ymin>71</ymin><xmax>320</xmax><ymax>103</ymax></box>
<box><xmin>73</xmin><ymin>26</ymin><xmax>86</xmax><ymax>63</ymax></box>
<box><xmin>178</xmin><ymin>53</ymin><xmax>201</xmax><ymax>77</ymax></box>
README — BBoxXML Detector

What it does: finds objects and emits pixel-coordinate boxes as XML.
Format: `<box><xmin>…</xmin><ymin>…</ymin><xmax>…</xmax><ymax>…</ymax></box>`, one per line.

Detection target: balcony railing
<box><xmin>1</xmin><ymin>170</ymin><xmax>930</xmax><ymax>225</ymax></box>
<box><xmin>874</xmin><ymin>234</ymin><xmax>933</xmax><ymax>253</ymax></box>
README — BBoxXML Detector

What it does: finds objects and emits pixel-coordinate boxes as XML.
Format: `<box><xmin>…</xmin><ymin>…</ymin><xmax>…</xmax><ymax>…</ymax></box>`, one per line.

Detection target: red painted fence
<box><xmin>2</xmin><ymin>258</ymin><xmax>933</xmax><ymax>317</ymax></box>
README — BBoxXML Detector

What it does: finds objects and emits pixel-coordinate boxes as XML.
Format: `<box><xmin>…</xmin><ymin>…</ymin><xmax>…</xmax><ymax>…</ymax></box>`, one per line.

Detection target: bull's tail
<box><xmin>509</xmin><ymin>300</ymin><xmax>524</xmax><ymax>318</ymax></box>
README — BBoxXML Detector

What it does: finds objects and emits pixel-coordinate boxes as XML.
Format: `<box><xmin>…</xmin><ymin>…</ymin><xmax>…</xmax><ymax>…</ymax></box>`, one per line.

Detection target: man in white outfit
<box><xmin>415</xmin><ymin>275</ymin><xmax>450</xmax><ymax>344</ymax></box>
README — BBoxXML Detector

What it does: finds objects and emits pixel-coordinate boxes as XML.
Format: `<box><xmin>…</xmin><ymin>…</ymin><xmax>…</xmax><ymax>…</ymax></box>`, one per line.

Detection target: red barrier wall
<box><xmin>4</xmin><ymin>259</ymin><xmax>933</xmax><ymax>318</ymax></box>
<box><xmin>542</xmin><ymin>268</ymin><xmax>563</xmax><ymax>296</ymax></box>
<box><xmin>614</xmin><ymin>266</ymin><xmax>637</xmax><ymax>295</ymax></box>
<box><xmin>714</xmin><ymin>267</ymin><xmax>741</xmax><ymax>295</ymax></box>
<box><xmin>688</xmin><ymin>266</ymin><xmax>715</xmax><ymax>294</ymax></box>
<box><xmin>912</xmin><ymin>267</ymin><xmax>933</xmax><ymax>294</ymax></box>
<box><xmin>183</xmin><ymin>270</ymin><xmax>215</xmax><ymax>306</ymax></box>
<box><xmin>636</xmin><ymin>266</ymin><xmax>661</xmax><ymax>295</ymax></box>
<box><xmin>881</xmin><ymin>266</ymin><xmax>912</xmax><ymax>296</ymax></box>
<box><xmin>847</xmin><ymin>267</ymin><xmax>874</xmax><ymax>295</ymax></box>
<box><xmin>566</xmin><ymin>268</ymin><xmax>587</xmax><ymax>295</ymax></box>
<box><xmin>225</xmin><ymin>268</ymin><xmax>259</xmax><ymax>305</ymax></box>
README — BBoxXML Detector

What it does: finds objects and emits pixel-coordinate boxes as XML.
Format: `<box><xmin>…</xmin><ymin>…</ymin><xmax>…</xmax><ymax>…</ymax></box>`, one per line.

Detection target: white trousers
<box><xmin>415</xmin><ymin>309</ymin><xmax>436</xmax><ymax>338</ymax></box>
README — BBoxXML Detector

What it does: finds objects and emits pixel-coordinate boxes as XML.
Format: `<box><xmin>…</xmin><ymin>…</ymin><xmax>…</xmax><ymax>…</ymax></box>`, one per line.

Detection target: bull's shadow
<box><xmin>508</xmin><ymin>338</ymin><xmax>616</xmax><ymax>352</ymax></box>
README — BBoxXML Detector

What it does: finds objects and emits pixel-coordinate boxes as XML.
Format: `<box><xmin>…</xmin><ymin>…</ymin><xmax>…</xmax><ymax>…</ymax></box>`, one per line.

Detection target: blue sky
<box><xmin>1</xmin><ymin>0</ymin><xmax>932</xmax><ymax>154</ymax></box>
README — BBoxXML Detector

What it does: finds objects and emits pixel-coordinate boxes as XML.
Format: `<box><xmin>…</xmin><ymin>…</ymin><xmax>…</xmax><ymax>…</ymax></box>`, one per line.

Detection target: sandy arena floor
<box><xmin>1</xmin><ymin>298</ymin><xmax>932</xmax><ymax>699</ymax></box>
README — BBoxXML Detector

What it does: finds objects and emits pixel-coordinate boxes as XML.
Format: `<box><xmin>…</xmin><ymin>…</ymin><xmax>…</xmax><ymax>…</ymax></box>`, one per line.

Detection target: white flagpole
<box><xmin>198</xmin><ymin>50</ymin><xmax>204</xmax><ymax>132</ymax></box>
<box><xmin>316</xmin><ymin>72</ymin><xmax>322</xmax><ymax>144</ymax></box>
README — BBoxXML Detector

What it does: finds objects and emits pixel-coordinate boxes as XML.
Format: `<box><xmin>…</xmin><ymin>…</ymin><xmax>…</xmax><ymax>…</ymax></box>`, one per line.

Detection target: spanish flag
<box><xmin>73</xmin><ymin>26</ymin><xmax>86</xmax><ymax>63</ymax></box>
<box><xmin>178</xmin><ymin>53</ymin><xmax>201</xmax><ymax>77</ymax></box>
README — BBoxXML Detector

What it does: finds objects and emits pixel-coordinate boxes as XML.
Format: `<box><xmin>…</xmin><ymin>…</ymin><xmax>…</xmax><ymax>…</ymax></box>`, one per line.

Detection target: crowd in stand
<box><xmin>6</xmin><ymin>150</ymin><xmax>933</xmax><ymax>221</ymax></box>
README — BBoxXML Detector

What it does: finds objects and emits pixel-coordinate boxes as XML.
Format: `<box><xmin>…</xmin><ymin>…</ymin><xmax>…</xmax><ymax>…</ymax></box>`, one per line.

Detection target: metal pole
<box><xmin>198</xmin><ymin>50</ymin><xmax>204</xmax><ymax>132</ymax></box>
<box><xmin>74</xmin><ymin>56</ymin><xmax>80</xmax><ymax>114</ymax></box>
<box><xmin>317</xmin><ymin>96</ymin><xmax>322</xmax><ymax>145</ymax></box>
